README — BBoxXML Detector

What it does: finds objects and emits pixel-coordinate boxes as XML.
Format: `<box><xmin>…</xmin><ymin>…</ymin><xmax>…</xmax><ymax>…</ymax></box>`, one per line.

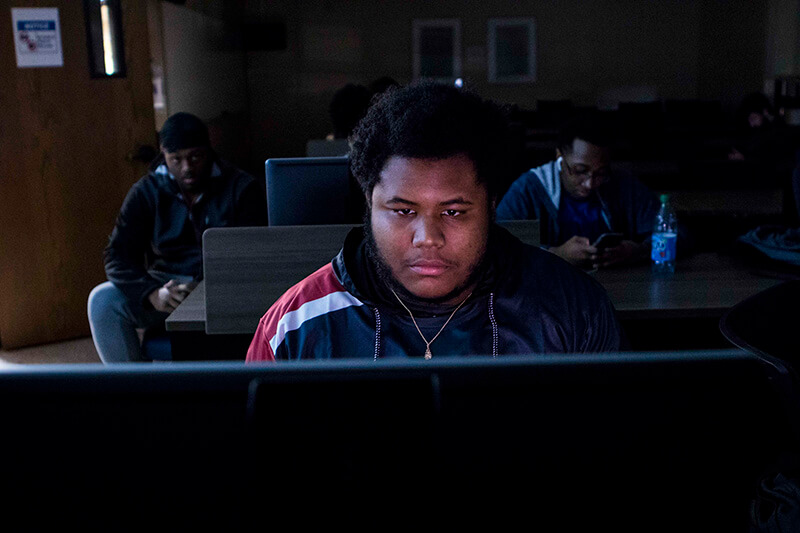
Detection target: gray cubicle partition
<box><xmin>496</xmin><ymin>218</ymin><xmax>540</xmax><ymax>247</ymax></box>
<box><xmin>203</xmin><ymin>224</ymin><xmax>358</xmax><ymax>334</ymax></box>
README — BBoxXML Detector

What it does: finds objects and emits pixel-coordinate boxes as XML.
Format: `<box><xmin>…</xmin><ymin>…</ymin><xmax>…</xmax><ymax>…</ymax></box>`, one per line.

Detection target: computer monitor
<box><xmin>244</xmin><ymin>350</ymin><xmax>797</xmax><ymax>527</ymax></box>
<box><xmin>0</xmin><ymin>362</ymin><xmax>257</xmax><ymax>529</ymax></box>
<box><xmin>0</xmin><ymin>351</ymin><xmax>795</xmax><ymax>529</ymax></box>
<box><xmin>265</xmin><ymin>156</ymin><xmax>365</xmax><ymax>225</ymax></box>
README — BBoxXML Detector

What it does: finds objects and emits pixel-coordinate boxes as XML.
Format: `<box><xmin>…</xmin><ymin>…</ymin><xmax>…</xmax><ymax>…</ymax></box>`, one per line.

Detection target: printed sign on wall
<box><xmin>11</xmin><ymin>7</ymin><xmax>64</xmax><ymax>68</ymax></box>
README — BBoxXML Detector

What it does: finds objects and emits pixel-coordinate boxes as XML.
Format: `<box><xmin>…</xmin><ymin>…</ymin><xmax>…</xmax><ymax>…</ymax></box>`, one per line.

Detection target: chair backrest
<box><xmin>265</xmin><ymin>156</ymin><xmax>363</xmax><ymax>226</ymax></box>
<box><xmin>720</xmin><ymin>280</ymin><xmax>800</xmax><ymax>443</ymax></box>
<box><xmin>202</xmin><ymin>221</ymin><xmax>539</xmax><ymax>335</ymax></box>
<box><xmin>719</xmin><ymin>280</ymin><xmax>800</xmax><ymax>372</ymax></box>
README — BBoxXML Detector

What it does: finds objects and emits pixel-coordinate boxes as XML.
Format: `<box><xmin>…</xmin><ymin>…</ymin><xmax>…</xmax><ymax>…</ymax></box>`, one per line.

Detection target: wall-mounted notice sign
<box><xmin>11</xmin><ymin>7</ymin><xmax>64</xmax><ymax>68</ymax></box>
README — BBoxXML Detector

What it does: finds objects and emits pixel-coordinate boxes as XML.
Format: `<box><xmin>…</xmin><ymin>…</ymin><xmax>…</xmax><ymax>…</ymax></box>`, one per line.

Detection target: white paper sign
<box><xmin>11</xmin><ymin>7</ymin><xmax>64</xmax><ymax>68</ymax></box>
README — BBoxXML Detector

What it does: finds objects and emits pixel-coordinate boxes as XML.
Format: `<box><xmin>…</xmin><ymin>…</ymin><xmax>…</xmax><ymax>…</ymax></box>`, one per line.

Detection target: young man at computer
<box><xmin>246</xmin><ymin>82</ymin><xmax>622</xmax><ymax>361</ymax></box>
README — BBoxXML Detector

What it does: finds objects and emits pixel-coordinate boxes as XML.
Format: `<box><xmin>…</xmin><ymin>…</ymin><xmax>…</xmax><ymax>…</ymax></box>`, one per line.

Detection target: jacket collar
<box><xmin>149</xmin><ymin>155</ymin><xmax>223</xmax><ymax>200</ymax></box>
<box><xmin>537</xmin><ymin>157</ymin><xmax>563</xmax><ymax>210</ymax></box>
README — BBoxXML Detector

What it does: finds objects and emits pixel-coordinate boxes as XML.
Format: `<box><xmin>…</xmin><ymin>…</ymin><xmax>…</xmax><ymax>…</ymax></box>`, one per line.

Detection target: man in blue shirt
<box><xmin>496</xmin><ymin>115</ymin><xmax>660</xmax><ymax>268</ymax></box>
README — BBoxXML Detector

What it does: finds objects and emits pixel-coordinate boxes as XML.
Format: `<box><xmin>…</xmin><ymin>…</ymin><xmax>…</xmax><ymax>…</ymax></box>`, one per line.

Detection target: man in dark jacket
<box><xmin>89</xmin><ymin>112</ymin><xmax>267</xmax><ymax>363</ymax></box>
<box><xmin>496</xmin><ymin>115</ymin><xmax>661</xmax><ymax>269</ymax></box>
<box><xmin>246</xmin><ymin>83</ymin><xmax>621</xmax><ymax>362</ymax></box>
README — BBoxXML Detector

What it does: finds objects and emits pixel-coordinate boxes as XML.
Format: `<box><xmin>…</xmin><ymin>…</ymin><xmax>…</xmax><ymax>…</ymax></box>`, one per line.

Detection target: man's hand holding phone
<box><xmin>148</xmin><ymin>279</ymin><xmax>197</xmax><ymax>313</ymax></box>
<box><xmin>590</xmin><ymin>233</ymin><xmax>645</xmax><ymax>268</ymax></box>
<box><xmin>550</xmin><ymin>233</ymin><xmax>646</xmax><ymax>269</ymax></box>
<box><xmin>549</xmin><ymin>236</ymin><xmax>598</xmax><ymax>266</ymax></box>
<box><xmin>591</xmin><ymin>232</ymin><xmax>623</xmax><ymax>251</ymax></box>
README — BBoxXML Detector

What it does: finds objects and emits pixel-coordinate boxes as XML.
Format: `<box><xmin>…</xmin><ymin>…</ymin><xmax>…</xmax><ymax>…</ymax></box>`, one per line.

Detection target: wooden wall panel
<box><xmin>0</xmin><ymin>1</ymin><xmax>156</xmax><ymax>348</ymax></box>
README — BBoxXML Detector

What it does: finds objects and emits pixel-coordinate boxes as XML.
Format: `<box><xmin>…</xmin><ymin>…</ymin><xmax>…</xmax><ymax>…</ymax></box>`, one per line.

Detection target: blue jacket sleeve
<box><xmin>497</xmin><ymin>173</ymin><xmax>538</xmax><ymax>220</ymax></box>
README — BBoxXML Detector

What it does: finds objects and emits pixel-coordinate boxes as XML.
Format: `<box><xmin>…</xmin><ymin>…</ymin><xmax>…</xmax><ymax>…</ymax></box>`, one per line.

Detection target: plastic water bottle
<box><xmin>651</xmin><ymin>193</ymin><xmax>677</xmax><ymax>274</ymax></box>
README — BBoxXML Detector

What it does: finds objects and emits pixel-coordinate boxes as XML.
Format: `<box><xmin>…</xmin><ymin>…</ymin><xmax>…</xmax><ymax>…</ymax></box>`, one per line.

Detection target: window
<box><xmin>412</xmin><ymin>19</ymin><xmax>461</xmax><ymax>82</ymax></box>
<box><xmin>84</xmin><ymin>0</ymin><xmax>126</xmax><ymax>78</ymax></box>
<box><xmin>488</xmin><ymin>18</ymin><xmax>536</xmax><ymax>84</ymax></box>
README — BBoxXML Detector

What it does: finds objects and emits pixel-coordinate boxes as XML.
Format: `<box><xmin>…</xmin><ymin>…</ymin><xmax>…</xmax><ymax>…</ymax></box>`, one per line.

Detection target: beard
<box><xmin>362</xmin><ymin>209</ymin><xmax>489</xmax><ymax>308</ymax></box>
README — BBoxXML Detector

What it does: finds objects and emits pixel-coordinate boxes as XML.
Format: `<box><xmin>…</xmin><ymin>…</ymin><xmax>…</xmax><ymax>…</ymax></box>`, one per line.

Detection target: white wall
<box><xmin>161</xmin><ymin>1</ymin><xmax>248</xmax><ymax>121</ymax></box>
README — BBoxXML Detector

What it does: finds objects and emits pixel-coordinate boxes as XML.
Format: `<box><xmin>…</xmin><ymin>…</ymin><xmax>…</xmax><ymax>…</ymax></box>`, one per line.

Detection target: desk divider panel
<box><xmin>202</xmin><ymin>221</ymin><xmax>539</xmax><ymax>335</ymax></box>
<box><xmin>203</xmin><ymin>224</ymin><xmax>358</xmax><ymax>335</ymax></box>
<box><xmin>497</xmin><ymin>218</ymin><xmax>540</xmax><ymax>247</ymax></box>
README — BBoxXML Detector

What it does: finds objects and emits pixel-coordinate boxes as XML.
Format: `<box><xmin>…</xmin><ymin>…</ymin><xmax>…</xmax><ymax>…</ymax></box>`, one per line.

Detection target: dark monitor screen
<box><xmin>0</xmin><ymin>351</ymin><xmax>796</xmax><ymax>528</ymax></box>
<box><xmin>244</xmin><ymin>351</ymin><xmax>797</xmax><ymax>526</ymax></box>
<box><xmin>265</xmin><ymin>156</ymin><xmax>364</xmax><ymax>225</ymax></box>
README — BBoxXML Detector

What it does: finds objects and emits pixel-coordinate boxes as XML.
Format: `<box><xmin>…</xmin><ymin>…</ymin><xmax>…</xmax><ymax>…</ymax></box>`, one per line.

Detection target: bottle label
<box><xmin>651</xmin><ymin>232</ymin><xmax>677</xmax><ymax>263</ymax></box>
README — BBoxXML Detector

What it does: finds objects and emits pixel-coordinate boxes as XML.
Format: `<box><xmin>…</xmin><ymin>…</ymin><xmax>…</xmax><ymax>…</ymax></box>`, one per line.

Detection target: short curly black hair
<box><xmin>557</xmin><ymin>113</ymin><xmax>612</xmax><ymax>155</ymax></box>
<box><xmin>159</xmin><ymin>112</ymin><xmax>210</xmax><ymax>152</ymax></box>
<box><xmin>349</xmin><ymin>81</ymin><xmax>513</xmax><ymax>202</ymax></box>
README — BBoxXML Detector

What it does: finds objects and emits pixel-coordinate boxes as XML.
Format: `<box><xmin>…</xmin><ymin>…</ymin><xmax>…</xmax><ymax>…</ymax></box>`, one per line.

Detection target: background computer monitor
<box><xmin>265</xmin><ymin>155</ymin><xmax>365</xmax><ymax>225</ymax></box>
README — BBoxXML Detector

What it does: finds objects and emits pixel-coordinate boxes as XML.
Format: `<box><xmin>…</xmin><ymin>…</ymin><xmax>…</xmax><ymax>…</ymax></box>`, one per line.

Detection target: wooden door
<box><xmin>0</xmin><ymin>1</ymin><xmax>155</xmax><ymax>348</ymax></box>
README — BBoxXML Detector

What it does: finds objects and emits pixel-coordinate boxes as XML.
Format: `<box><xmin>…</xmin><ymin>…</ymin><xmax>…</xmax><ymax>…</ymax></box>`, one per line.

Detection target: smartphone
<box><xmin>175</xmin><ymin>280</ymin><xmax>199</xmax><ymax>294</ymax></box>
<box><xmin>592</xmin><ymin>232</ymin><xmax>624</xmax><ymax>250</ymax></box>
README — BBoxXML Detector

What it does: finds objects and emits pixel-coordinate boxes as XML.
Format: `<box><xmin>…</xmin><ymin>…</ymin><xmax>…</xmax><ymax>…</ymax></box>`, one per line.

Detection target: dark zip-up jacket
<box><xmin>246</xmin><ymin>225</ymin><xmax>622</xmax><ymax>361</ymax></box>
<box><xmin>104</xmin><ymin>156</ymin><xmax>268</xmax><ymax>313</ymax></box>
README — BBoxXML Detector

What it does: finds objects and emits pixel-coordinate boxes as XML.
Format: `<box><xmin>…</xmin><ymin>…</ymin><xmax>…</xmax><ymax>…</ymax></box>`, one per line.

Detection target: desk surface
<box><xmin>166</xmin><ymin>252</ymin><xmax>785</xmax><ymax>333</ymax></box>
<box><xmin>593</xmin><ymin>252</ymin><xmax>783</xmax><ymax>319</ymax></box>
<box><xmin>165</xmin><ymin>281</ymin><xmax>206</xmax><ymax>332</ymax></box>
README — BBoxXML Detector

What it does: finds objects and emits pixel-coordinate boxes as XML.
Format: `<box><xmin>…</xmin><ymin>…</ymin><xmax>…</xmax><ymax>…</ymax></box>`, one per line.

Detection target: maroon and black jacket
<box><xmin>246</xmin><ymin>225</ymin><xmax>623</xmax><ymax>362</ymax></box>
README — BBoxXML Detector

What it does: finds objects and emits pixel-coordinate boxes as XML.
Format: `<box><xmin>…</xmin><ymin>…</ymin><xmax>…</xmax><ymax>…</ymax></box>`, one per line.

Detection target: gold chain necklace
<box><xmin>391</xmin><ymin>289</ymin><xmax>473</xmax><ymax>360</ymax></box>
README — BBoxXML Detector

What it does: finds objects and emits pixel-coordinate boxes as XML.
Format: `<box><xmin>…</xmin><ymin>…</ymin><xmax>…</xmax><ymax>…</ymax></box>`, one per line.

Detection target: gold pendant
<box><xmin>424</xmin><ymin>347</ymin><xmax>432</xmax><ymax>360</ymax></box>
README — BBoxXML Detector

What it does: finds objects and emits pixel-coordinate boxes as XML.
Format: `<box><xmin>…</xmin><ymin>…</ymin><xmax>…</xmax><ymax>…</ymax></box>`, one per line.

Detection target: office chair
<box><xmin>720</xmin><ymin>281</ymin><xmax>800</xmax><ymax>442</ymax></box>
<box><xmin>720</xmin><ymin>280</ymin><xmax>800</xmax><ymax>372</ymax></box>
<box><xmin>721</xmin><ymin>282</ymin><xmax>800</xmax><ymax>533</ymax></box>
